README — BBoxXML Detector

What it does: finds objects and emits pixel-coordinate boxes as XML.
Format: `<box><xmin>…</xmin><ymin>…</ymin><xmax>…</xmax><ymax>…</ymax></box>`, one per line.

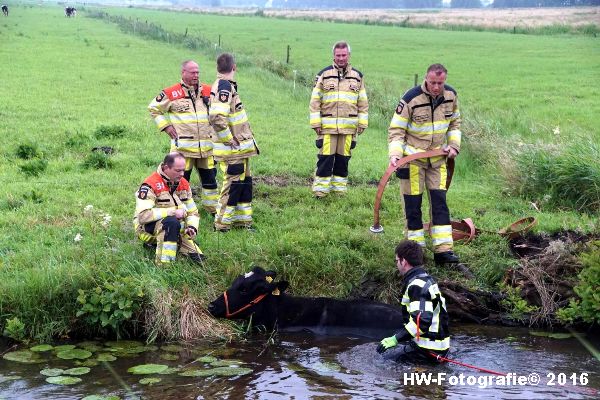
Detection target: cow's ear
<box><xmin>252</xmin><ymin>265</ymin><xmax>266</xmax><ymax>275</ymax></box>
<box><xmin>265</xmin><ymin>270</ymin><xmax>277</xmax><ymax>279</ymax></box>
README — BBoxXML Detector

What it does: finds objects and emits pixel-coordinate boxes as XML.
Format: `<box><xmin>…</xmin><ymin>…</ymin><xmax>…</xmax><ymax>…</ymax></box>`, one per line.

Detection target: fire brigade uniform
<box><xmin>309</xmin><ymin>63</ymin><xmax>368</xmax><ymax>196</ymax></box>
<box><xmin>134</xmin><ymin>166</ymin><xmax>203</xmax><ymax>265</ymax></box>
<box><xmin>378</xmin><ymin>267</ymin><xmax>450</xmax><ymax>361</ymax></box>
<box><xmin>388</xmin><ymin>82</ymin><xmax>461</xmax><ymax>254</ymax></box>
<box><xmin>208</xmin><ymin>74</ymin><xmax>258</xmax><ymax>231</ymax></box>
<box><xmin>148</xmin><ymin>80</ymin><xmax>219</xmax><ymax>214</ymax></box>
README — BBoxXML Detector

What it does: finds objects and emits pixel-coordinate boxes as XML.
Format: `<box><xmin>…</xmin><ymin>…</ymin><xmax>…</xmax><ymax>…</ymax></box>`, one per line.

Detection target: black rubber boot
<box><xmin>434</xmin><ymin>251</ymin><xmax>460</xmax><ymax>265</ymax></box>
<box><xmin>188</xmin><ymin>253</ymin><xmax>206</xmax><ymax>264</ymax></box>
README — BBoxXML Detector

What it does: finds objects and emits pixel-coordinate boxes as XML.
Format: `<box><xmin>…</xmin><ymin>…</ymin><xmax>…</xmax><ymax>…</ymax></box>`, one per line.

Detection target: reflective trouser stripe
<box><xmin>407</xmin><ymin>229</ymin><xmax>426</xmax><ymax>247</ymax></box>
<box><xmin>414</xmin><ymin>336</ymin><xmax>450</xmax><ymax>351</ymax></box>
<box><xmin>312</xmin><ymin>176</ymin><xmax>331</xmax><ymax>193</ymax></box>
<box><xmin>331</xmin><ymin>175</ymin><xmax>348</xmax><ymax>192</ymax></box>
<box><xmin>159</xmin><ymin>241</ymin><xmax>178</xmax><ymax>263</ymax></box>
<box><xmin>202</xmin><ymin>188</ymin><xmax>219</xmax><ymax>209</ymax></box>
<box><xmin>233</xmin><ymin>202</ymin><xmax>253</xmax><ymax>223</ymax></box>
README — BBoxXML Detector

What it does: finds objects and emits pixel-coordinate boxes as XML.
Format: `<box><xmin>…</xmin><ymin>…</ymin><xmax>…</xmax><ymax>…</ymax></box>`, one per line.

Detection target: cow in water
<box><xmin>65</xmin><ymin>7</ymin><xmax>76</xmax><ymax>17</ymax></box>
<box><xmin>2</xmin><ymin>5</ymin><xmax>8</xmax><ymax>17</ymax></box>
<box><xmin>208</xmin><ymin>266</ymin><xmax>404</xmax><ymax>340</ymax></box>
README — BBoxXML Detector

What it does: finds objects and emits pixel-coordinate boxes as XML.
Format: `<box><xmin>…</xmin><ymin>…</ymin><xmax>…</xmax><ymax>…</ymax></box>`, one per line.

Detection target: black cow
<box><xmin>65</xmin><ymin>7</ymin><xmax>76</xmax><ymax>17</ymax></box>
<box><xmin>208</xmin><ymin>266</ymin><xmax>404</xmax><ymax>340</ymax></box>
<box><xmin>2</xmin><ymin>5</ymin><xmax>8</xmax><ymax>17</ymax></box>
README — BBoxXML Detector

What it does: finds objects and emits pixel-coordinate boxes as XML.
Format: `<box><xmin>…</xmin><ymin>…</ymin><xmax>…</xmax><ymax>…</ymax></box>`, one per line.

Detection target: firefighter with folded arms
<box><xmin>309</xmin><ymin>41</ymin><xmax>368</xmax><ymax>198</ymax></box>
<box><xmin>208</xmin><ymin>53</ymin><xmax>259</xmax><ymax>232</ymax></box>
<box><xmin>388</xmin><ymin>63</ymin><xmax>462</xmax><ymax>265</ymax></box>
<box><xmin>377</xmin><ymin>240</ymin><xmax>450</xmax><ymax>361</ymax></box>
<box><xmin>134</xmin><ymin>152</ymin><xmax>205</xmax><ymax>265</ymax></box>
<box><xmin>148</xmin><ymin>60</ymin><xmax>218</xmax><ymax>215</ymax></box>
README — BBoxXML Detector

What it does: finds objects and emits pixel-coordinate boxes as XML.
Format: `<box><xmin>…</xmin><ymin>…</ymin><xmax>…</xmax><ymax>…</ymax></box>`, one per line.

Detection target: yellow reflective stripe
<box><xmin>389</xmin><ymin>141</ymin><xmax>404</xmax><ymax>156</ymax></box>
<box><xmin>358</xmin><ymin>112</ymin><xmax>368</xmax><ymax>126</ymax></box>
<box><xmin>358</xmin><ymin>88</ymin><xmax>367</xmax><ymax>99</ymax></box>
<box><xmin>414</xmin><ymin>336</ymin><xmax>450</xmax><ymax>351</ymax></box>
<box><xmin>309</xmin><ymin>112</ymin><xmax>321</xmax><ymax>125</ymax></box>
<box><xmin>322</xmin><ymin>135</ymin><xmax>332</xmax><ymax>155</ymax></box>
<box><xmin>186</xmin><ymin>215</ymin><xmax>200</xmax><ymax>228</ymax></box>
<box><xmin>216</xmin><ymin>128</ymin><xmax>233</xmax><ymax>141</ymax></box>
<box><xmin>408</xmin><ymin>301</ymin><xmax>434</xmax><ymax>313</ymax></box>
<box><xmin>407</xmin><ymin>229</ymin><xmax>425</xmax><ymax>246</ymax></box>
<box><xmin>409</xmin><ymin>163</ymin><xmax>420</xmax><ymax>195</ymax></box>
<box><xmin>312</xmin><ymin>176</ymin><xmax>331</xmax><ymax>192</ymax></box>
<box><xmin>439</xmin><ymin>162</ymin><xmax>447</xmax><ymax>190</ymax></box>
<box><xmin>405</xmin><ymin>319</ymin><xmax>420</xmax><ymax>336</ymax></box>
<box><xmin>311</xmin><ymin>87</ymin><xmax>322</xmax><ymax>99</ymax></box>
<box><xmin>154</xmin><ymin>115</ymin><xmax>170</xmax><ymax>130</ymax></box>
<box><xmin>209</xmin><ymin>103</ymin><xmax>230</xmax><ymax>115</ymax></box>
<box><xmin>343</xmin><ymin>134</ymin><xmax>352</xmax><ymax>155</ymax></box>
<box><xmin>228</xmin><ymin>110</ymin><xmax>248</xmax><ymax>125</ymax></box>
<box><xmin>390</xmin><ymin>114</ymin><xmax>408</xmax><ymax>129</ymax></box>
<box><xmin>447</xmin><ymin>129</ymin><xmax>461</xmax><ymax>143</ymax></box>
<box><xmin>322</xmin><ymin>91</ymin><xmax>359</xmax><ymax>103</ymax></box>
<box><xmin>221</xmin><ymin>205</ymin><xmax>236</xmax><ymax>224</ymax></box>
<box><xmin>152</xmin><ymin>208</ymin><xmax>170</xmax><ymax>220</ymax></box>
<box><xmin>432</xmin><ymin>225</ymin><xmax>453</xmax><ymax>246</ymax></box>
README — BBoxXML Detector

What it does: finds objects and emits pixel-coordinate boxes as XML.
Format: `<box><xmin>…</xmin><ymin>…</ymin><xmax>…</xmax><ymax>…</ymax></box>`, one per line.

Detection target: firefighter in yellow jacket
<box><xmin>208</xmin><ymin>53</ymin><xmax>259</xmax><ymax>232</ymax></box>
<box><xmin>388</xmin><ymin>64</ymin><xmax>461</xmax><ymax>265</ymax></box>
<box><xmin>134</xmin><ymin>152</ymin><xmax>205</xmax><ymax>265</ymax></box>
<box><xmin>309</xmin><ymin>41</ymin><xmax>368</xmax><ymax>198</ymax></box>
<box><xmin>148</xmin><ymin>60</ymin><xmax>218</xmax><ymax>215</ymax></box>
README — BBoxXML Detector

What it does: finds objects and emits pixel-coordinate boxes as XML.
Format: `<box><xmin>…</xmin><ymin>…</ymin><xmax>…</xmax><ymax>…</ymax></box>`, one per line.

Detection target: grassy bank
<box><xmin>0</xmin><ymin>5</ymin><xmax>598</xmax><ymax>341</ymax></box>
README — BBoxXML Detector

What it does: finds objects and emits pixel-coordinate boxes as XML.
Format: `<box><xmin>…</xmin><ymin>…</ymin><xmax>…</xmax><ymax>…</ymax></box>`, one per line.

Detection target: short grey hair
<box><xmin>181</xmin><ymin>60</ymin><xmax>197</xmax><ymax>70</ymax></box>
<box><xmin>332</xmin><ymin>41</ymin><xmax>351</xmax><ymax>55</ymax></box>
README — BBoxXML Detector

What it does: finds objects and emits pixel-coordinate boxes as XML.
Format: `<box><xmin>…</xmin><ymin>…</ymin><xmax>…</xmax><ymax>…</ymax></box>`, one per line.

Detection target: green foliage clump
<box><xmin>19</xmin><ymin>158</ymin><xmax>48</xmax><ymax>177</ymax></box>
<box><xmin>3</xmin><ymin>317</ymin><xmax>26</xmax><ymax>342</ymax></box>
<box><xmin>557</xmin><ymin>242</ymin><xmax>600</xmax><ymax>325</ymax></box>
<box><xmin>499</xmin><ymin>283</ymin><xmax>539</xmax><ymax>322</ymax></box>
<box><xmin>16</xmin><ymin>143</ymin><xmax>41</xmax><ymax>160</ymax></box>
<box><xmin>76</xmin><ymin>277</ymin><xmax>145</xmax><ymax>337</ymax></box>
<box><xmin>94</xmin><ymin>124</ymin><xmax>127</xmax><ymax>139</ymax></box>
<box><xmin>510</xmin><ymin>143</ymin><xmax>600</xmax><ymax>213</ymax></box>
<box><xmin>83</xmin><ymin>152</ymin><xmax>113</xmax><ymax>169</ymax></box>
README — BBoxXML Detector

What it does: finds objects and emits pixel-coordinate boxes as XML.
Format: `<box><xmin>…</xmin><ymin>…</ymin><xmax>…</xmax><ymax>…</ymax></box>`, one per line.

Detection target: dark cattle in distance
<box><xmin>2</xmin><ymin>5</ymin><xmax>8</xmax><ymax>17</ymax></box>
<box><xmin>65</xmin><ymin>7</ymin><xmax>76</xmax><ymax>17</ymax></box>
<box><xmin>208</xmin><ymin>266</ymin><xmax>405</xmax><ymax>340</ymax></box>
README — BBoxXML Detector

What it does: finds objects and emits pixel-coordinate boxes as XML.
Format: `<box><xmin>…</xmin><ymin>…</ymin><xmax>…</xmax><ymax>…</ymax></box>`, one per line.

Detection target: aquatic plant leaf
<box><xmin>40</xmin><ymin>368</ymin><xmax>65</xmax><ymax>377</ymax></box>
<box><xmin>30</xmin><ymin>344</ymin><xmax>53</xmax><ymax>352</ymax></box>
<box><xmin>45</xmin><ymin>376</ymin><xmax>82</xmax><ymax>385</ymax></box>
<box><xmin>64</xmin><ymin>367</ymin><xmax>91</xmax><ymax>376</ymax></box>
<box><xmin>0</xmin><ymin>375</ymin><xmax>22</xmax><ymax>384</ymax></box>
<box><xmin>160</xmin><ymin>344</ymin><xmax>184</xmax><ymax>352</ymax></box>
<box><xmin>195</xmin><ymin>356</ymin><xmax>217</xmax><ymax>363</ymax></box>
<box><xmin>96</xmin><ymin>353</ymin><xmax>117</xmax><ymax>362</ymax></box>
<box><xmin>180</xmin><ymin>367</ymin><xmax>252</xmax><ymax>377</ymax></box>
<box><xmin>157</xmin><ymin>367</ymin><xmax>180</xmax><ymax>375</ymax></box>
<box><xmin>75</xmin><ymin>359</ymin><xmax>99</xmax><ymax>367</ymax></box>
<box><xmin>53</xmin><ymin>345</ymin><xmax>76</xmax><ymax>352</ymax></box>
<box><xmin>127</xmin><ymin>364</ymin><xmax>168</xmax><ymax>374</ymax></box>
<box><xmin>210</xmin><ymin>359</ymin><xmax>244</xmax><ymax>367</ymax></box>
<box><xmin>77</xmin><ymin>341</ymin><xmax>103</xmax><ymax>352</ymax></box>
<box><xmin>160</xmin><ymin>353</ymin><xmax>179</xmax><ymax>361</ymax></box>
<box><xmin>548</xmin><ymin>333</ymin><xmax>572</xmax><ymax>339</ymax></box>
<box><xmin>104</xmin><ymin>340</ymin><xmax>143</xmax><ymax>349</ymax></box>
<box><xmin>139</xmin><ymin>377</ymin><xmax>161</xmax><ymax>385</ymax></box>
<box><xmin>2</xmin><ymin>350</ymin><xmax>44</xmax><ymax>364</ymax></box>
<box><xmin>56</xmin><ymin>349</ymin><xmax>93</xmax><ymax>360</ymax></box>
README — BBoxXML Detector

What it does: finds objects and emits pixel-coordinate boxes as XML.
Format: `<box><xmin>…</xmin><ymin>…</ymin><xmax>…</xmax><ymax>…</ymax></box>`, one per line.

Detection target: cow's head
<box><xmin>208</xmin><ymin>266</ymin><xmax>289</xmax><ymax>320</ymax></box>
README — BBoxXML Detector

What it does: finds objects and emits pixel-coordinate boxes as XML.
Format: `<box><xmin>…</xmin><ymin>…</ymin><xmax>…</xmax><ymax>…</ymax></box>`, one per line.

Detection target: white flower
<box><xmin>102</xmin><ymin>214</ymin><xmax>112</xmax><ymax>227</ymax></box>
<box><xmin>74</xmin><ymin>233</ymin><xmax>83</xmax><ymax>242</ymax></box>
<box><xmin>83</xmin><ymin>204</ymin><xmax>94</xmax><ymax>215</ymax></box>
<box><xmin>553</xmin><ymin>126</ymin><xmax>560</xmax><ymax>136</ymax></box>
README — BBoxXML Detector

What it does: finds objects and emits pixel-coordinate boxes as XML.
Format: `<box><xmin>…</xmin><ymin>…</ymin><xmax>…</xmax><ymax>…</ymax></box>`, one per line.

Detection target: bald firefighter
<box><xmin>309</xmin><ymin>41</ymin><xmax>368</xmax><ymax>198</ymax></box>
<box><xmin>208</xmin><ymin>53</ymin><xmax>258</xmax><ymax>232</ymax></box>
<box><xmin>134</xmin><ymin>152</ymin><xmax>205</xmax><ymax>265</ymax></box>
<box><xmin>388</xmin><ymin>64</ymin><xmax>461</xmax><ymax>265</ymax></box>
<box><xmin>148</xmin><ymin>60</ymin><xmax>218</xmax><ymax>215</ymax></box>
<box><xmin>377</xmin><ymin>240</ymin><xmax>450</xmax><ymax>362</ymax></box>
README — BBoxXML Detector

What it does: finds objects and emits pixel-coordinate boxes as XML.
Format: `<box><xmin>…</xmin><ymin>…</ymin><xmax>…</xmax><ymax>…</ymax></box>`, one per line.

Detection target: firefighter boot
<box><xmin>434</xmin><ymin>251</ymin><xmax>460</xmax><ymax>265</ymax></box>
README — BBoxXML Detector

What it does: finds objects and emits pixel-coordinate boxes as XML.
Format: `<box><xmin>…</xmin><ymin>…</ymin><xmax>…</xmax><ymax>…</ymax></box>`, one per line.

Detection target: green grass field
<box><xmin>0</xmin><ymin>4</ymin><xmax>598</xmax><ymax>340</ymax></box>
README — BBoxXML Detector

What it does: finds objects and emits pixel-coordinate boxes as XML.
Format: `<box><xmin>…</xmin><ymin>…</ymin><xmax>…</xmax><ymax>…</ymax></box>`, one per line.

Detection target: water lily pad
<box><xmin>144</xmin><ymin>345</ymin><xmax>159</xmax><ymax>352</ymax></box>
<box><xmin>2</xmin><ymin>350</ymin><xmax>44</xmax><ymax>364</ymax></box>
<box><xmin>160</xmin><ymin>344</ymin><xmax>183</xmax><ymax>352</ymax></box>
<box><xmin>180</xmin><ymin>367</ymin><xmax>252</xmax><ymax>377</ymax></box>
<box><xmin>53</xmin><ymin>345</ymin><xmax>76</xmax><ymax>352</ymax></box>
<box><xmin>112</xmin><ymin>346</ymin><xmax>149</xmax><ymax>356</ymax></box>
<box><xmin>77</xmin><ymin>341</ymin><xmax>103</xmax><ymax>352</ymax></box>
<box><xmin>75</xmin><ymin>359</ymin><xmax>99</xmax><ymax>367</ymax></box>
<box><xmin>40</xmin><ymin>368</ymin><xmax>65</xmax><ymax>377</ymax></box>
<box><xmin>210</xmin><ymin>359</ymin><xmax>244</xmax><ymax>367</ymax></box>
<box><xmin>157</xmin><ymin>367</ymin><xmax>180</xmax><ymax>375</ymax></box>
<box><xmin>46</xmin><ymin>376</ymin><xmax>82</xmax><ymax>385</ymax></box>
<box><xmin>548</xmin><ymin>333</ymin><xmax>572</xmax><ymax>339</ymax></box>
<box><xmin>57</xmin><ymin>349</ymin><xmax>92</xmax><ymax>360</ymax></box>
<box><xmin>139</xmin><ymin>377</ymin><xmax>161</xmax><ymax>385</ymax></box>
<box><xmin>30</xmin><ymin>344</ymin><xmax>54</xmax><ymax>352</ymax></box>
<box><xmin>160</xmin><ymin>353</ymin><xmax>179</xmax><ymax>361</ymax></box>
<box><xmin>127</xmin><ymin>364</ymin><xmax>169</xmax><ymax>375</ymax></box>
<box><xmin>96</xmin><ymin>353</ymin><xmax>117</xmax><ymax>362</ymax></box>
<box><xmin>196</xmin><ymin>356</ymin><xmax>217</xmax><ymax>363</ymax></box>
<box><xmin>105</xmin><ymin>340</ymin><xmax>143</xmax><ymax>349</ymax></box>
<box><xmin>64</xmin><ymin>367</ymin><xmax>91</xmax><ymax>376</ymax></box>
<box><xmin>0</xmin><ymin>375</ymin><xmax>22</xmax><ymax>383</ymax></box>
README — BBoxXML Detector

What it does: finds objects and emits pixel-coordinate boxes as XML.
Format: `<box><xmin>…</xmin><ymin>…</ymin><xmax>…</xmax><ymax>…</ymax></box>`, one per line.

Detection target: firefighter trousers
<box><xmin>214</xmin><ymin>159</ymin><xmax>253</xmax><ymax>231</ymax></box>
<box><xmin>312</xmin><ymin>134</ymin><xmax>356</xmax><ymax>196</ymax></box>
<box><xmin>183</xmin><ymin>156</ymin><xmax>218</xmax><ymax>214</ymax></box>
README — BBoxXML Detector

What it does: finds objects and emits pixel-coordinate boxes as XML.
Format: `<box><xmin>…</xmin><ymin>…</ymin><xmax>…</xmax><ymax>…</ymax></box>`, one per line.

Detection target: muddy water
<box><xmin>1</xmin><ymin>324</ymin><xmax>598</xmax><ymax>399</ymax></box>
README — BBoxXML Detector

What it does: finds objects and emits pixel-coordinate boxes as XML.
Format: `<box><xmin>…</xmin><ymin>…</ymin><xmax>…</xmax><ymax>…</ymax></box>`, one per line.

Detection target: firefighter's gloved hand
<box><xmin>376</xmin><ymin>335</ymin><xmax>398</xmax><ymax>354</ymax></box>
